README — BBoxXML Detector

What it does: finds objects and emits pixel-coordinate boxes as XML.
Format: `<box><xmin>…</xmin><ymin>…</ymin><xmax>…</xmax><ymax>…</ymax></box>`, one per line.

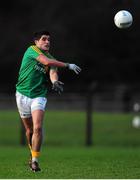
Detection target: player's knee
<box><xmin>33</xmin><ymin>126</ymin><xmax>42</xmax><ymax>135</ymax></box>
<box><xmin>26</xmin><ymin>128</ymin><xmax>33</xmax><ymax>137</ymax></box>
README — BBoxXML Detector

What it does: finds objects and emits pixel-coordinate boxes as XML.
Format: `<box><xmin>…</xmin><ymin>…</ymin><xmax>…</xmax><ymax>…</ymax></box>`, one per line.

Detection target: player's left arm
<box><xmin>49</xmin><ymin>68</ymin><xmax>64</xmax><ymax>94</ymax></box>
<box><xmin>49</xmin><ymin>68</ymin><xmax>58</xmax><ymax>83</ymax></box>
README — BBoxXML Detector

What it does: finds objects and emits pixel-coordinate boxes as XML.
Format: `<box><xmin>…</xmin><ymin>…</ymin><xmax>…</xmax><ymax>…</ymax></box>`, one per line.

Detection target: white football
<box><xmin>132</xmin><ymin>116</ymin><xmax>140</xmax><ymax>128</ymax></box>
<box><xmin>114</xmin><ymin>10</ymin><xmax>133</xmax><ymax>29</ymax></box>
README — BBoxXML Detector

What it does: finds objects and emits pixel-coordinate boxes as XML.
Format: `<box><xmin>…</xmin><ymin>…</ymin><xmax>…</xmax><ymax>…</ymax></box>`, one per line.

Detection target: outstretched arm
<box><xmin>37</xmin><ymin>54</ymin><xmax>81</xmax><ymax>74</ymax></box>
<box><xmin>37</xmin><ymin>54</ymin><xmax>67</xmax><ymax>67</ymax></box>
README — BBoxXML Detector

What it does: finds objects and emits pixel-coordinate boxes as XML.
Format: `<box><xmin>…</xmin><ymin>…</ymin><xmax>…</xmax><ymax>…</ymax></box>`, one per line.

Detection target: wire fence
<box><xmin>0</xmin><ymin>83</ymin><xmax>140</xmax><ymax>147</ymax></box>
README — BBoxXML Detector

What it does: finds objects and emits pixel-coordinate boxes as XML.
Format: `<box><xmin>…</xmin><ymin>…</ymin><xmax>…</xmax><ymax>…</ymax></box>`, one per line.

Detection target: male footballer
<box><xmin>15</xmin><ymin>29</ymin><xmax>81</xmax><ymax>172</ymax></box>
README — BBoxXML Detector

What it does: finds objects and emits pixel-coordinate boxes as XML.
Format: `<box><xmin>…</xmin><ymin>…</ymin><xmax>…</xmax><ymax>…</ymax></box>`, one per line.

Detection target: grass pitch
<box><xmin>0</xmin><ymin>110</ymin><xmax>140</xmax><ymax>178</ymax></box>
<box><xmin>0</xmin><ymin>146</ymin><xmax>140</xmax><ymax>178</ymax></box>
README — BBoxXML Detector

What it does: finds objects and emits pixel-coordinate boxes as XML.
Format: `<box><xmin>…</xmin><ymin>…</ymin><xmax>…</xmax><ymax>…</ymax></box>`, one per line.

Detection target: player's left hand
<box><xmin>52</xmin><ymin>81</ymin><xmax>64</xmax><ymax>94</ymax></box>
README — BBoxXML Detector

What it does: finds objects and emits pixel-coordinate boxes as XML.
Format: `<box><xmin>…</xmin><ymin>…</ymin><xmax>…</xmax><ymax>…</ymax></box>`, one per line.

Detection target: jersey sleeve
<box><xmin>28</xmin><ymin>45</ymin><xmax>43</xmax><ymax>59</ymax></box>
<box><xmin>27</xmin><ymin>46</ymin><xmax>57</xmax><ymax>71</ymax></box>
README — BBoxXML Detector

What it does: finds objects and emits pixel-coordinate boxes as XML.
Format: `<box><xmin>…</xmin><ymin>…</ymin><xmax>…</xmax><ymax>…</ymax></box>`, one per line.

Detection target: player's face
<box><xmin>35</xmin><ymin>35</ymin><xmax>50</xmax><ymax>51</ymax></box>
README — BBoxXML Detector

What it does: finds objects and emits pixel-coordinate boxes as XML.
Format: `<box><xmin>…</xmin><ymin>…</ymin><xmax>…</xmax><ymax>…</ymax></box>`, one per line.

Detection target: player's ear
<box><xmin>34</xmin><ymin>40</ymin><xmax>38</xmax><ymax>45</ymax></box>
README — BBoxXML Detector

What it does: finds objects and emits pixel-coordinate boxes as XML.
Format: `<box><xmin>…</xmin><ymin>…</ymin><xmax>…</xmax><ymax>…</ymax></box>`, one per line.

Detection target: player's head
<box><xmin>33</xmin><ymin>30</ymin><xmax>50</xmax><ymax>51</ymax></box>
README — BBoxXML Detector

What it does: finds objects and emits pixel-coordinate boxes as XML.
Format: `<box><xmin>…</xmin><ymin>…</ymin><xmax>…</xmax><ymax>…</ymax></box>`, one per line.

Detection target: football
<box><xmin>114</xmin><ymin>10</ymin><xmax>133</xmax><ymax>29</ymax></box>
<box><xmin>132</xmin><ymin>116</ymin><xmax>140</xmax><ymax>128</ymax></box>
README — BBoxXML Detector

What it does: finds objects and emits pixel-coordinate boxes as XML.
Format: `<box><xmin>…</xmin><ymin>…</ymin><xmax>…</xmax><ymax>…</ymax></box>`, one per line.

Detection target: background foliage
<box><xmin>0</xmin><ymin>0</ymin><xmax>140</xmax><ymax>93</ymax></box>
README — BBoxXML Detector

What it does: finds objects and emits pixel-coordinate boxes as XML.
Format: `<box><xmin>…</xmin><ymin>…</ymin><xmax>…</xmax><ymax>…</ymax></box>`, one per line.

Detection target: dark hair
<box><xmin>33</xmin><ymin>30</ymin><xmax>50</xmax><ymax>41</ymax></box>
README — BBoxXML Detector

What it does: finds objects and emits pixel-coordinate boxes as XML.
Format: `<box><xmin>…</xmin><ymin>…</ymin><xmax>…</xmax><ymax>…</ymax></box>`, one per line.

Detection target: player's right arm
<box><xmin>37</xmin><ymin>54</ymin><xmax>67</xmax><ymax>68</ymax></box>
<box><xmin>37</xmin><ymin>54</ymin><xmax>81</xmax><ymax>74</ymax></box>
<box><xmin>30</xmin><ymin>45</ymin><xmax>81</xmax><ymax>74</ymax></box>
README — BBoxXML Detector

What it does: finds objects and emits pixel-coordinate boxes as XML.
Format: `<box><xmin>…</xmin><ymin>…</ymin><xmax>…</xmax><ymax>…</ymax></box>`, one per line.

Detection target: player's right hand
<box><xmin>68</xmin><ymin>64</ymin><xmax>81</xmax><ymax>74</ymax></box>
<box><xmin>52</xmin><ymin>81</ymin><xmax>64</xmax><ymax>95</ymax></box>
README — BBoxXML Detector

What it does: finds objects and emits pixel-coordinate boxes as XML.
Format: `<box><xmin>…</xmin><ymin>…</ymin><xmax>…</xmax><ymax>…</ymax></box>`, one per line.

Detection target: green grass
<box><xmin>0</xmin><ymin>110</ymin><xmax>140</xmax><ymax>178</ymax></box>
<box><xmin>0</xmin><ymin>146</ymin><xmax>140</xmax><ymax>178</ymax></box>
<box><xmin>0</xmin><ymin>110</ymin><xmax>139</xmax><ymax>147</ymax></box>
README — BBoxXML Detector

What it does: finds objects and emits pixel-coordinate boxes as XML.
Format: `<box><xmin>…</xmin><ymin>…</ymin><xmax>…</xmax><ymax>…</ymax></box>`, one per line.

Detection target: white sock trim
<box><xmin>32</xmin><ymin>157</ymin><xmax>38</xmax><ymax>163</ymax></box>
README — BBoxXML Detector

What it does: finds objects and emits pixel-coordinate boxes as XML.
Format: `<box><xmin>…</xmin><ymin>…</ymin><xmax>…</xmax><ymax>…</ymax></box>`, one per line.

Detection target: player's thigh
<box><xmin>31</xmin><ymin>97</ymin><xmax>47</xmax><ymax>128</ymax></box>
<box><xmin>31</xmin><ymin>110</ymin><xmax>45</xmax><ymax>129</ymax></box>
<box><xmin>16</xmin><ymin>92</ymin><xmax>32</xmax><ymax>118</ymax></box>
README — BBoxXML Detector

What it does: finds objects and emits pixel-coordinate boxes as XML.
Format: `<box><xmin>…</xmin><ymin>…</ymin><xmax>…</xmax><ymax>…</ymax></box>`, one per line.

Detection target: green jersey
<box><xmin>16</xmin><ymin>45</ymin><xmax>55</xmax><ymax>98</ymax></box>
